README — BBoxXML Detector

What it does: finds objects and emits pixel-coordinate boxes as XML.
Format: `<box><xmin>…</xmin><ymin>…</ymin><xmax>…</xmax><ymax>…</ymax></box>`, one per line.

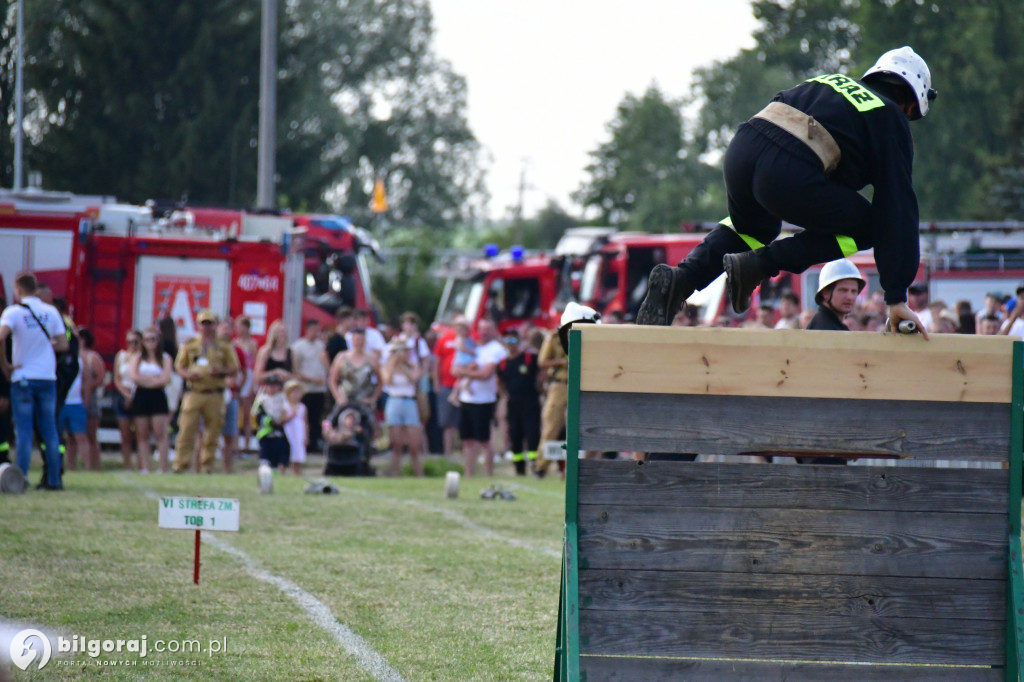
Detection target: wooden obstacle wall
<box><xmin>556</xmin><ymin>326</ymin><xmax>1024</xmax><ymax>682</ymax></box>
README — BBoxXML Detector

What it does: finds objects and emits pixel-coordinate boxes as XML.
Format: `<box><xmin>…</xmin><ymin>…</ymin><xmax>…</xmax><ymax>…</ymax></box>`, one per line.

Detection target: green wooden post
<box><xmin>1008</xmin><ymin>340</ymin><xmax>1023</xmax><ymax>681</ymax></box>
<box><xmin>557</xmin><ymin>328</ymin><xmax>583</xmax><ymax>682</ymax></box>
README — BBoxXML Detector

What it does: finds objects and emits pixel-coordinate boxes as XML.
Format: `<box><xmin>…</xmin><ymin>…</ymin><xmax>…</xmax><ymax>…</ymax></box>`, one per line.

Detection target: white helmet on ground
<box><xmin>557</xmin><ymin>302</ymin><xmax>601</xmax><ymax>353</ymax></box>
<box><xmin>815</xmin><ymin>259</ymin><xmax>866</xmax><ymax>305</ymax></box>
<box><xmin>863</xmin><ymin>46</ymin><xmax>936</xmax><ymax>119</ymax></box>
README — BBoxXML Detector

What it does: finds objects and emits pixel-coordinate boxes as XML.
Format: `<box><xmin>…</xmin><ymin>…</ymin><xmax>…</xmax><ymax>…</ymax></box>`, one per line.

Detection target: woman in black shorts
<box><xmin>130</xmin><ymin>328</ymin><xmax>173</xmax><ymax>473</ymax></box>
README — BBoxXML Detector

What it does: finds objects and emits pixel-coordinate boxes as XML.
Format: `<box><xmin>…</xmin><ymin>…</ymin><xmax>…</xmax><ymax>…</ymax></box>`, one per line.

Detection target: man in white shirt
<box><xmin>451</xmin><ymin>319</ymin><xmax>508</xmax><ymax>476</ymax></box>
<box><xmin>0</xmin><ymin>273</ymin><xmax>69</xmax><ymax>490</ymax></box>
<box><xmin>291</xmin><ymin>318</ymin><xmax>329</xmax><ymax>450</ymax></box>
<box><xmin>345</xmin><ymin>309</ymin><xmax>386</xmax><ymax>360</ymax></box>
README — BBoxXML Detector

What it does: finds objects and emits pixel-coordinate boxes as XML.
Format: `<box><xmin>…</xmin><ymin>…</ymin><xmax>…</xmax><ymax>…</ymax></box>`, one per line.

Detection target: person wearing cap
<box><xmin>907</xmin><ymin>282</ymin><xmax>932</xmax><ymax>330</ymax></box>
<box><xmin>806</xmin><ymin>259</ymin><xmax>866</xmax><ymax>331</ymax></box>
<box><xmin>173</xmin><ymin>309</ymin><xmax>240</xmax><ymax>473</ymax></box>
<box><xmin>999</xmin><ymin>286</ymin><xmax>1024</xmax><ymax>336</ymax></box>
<box><xmin>637</xmin><ymin>47</ymin><xmax>935</xmax><ymax>340</ymax></box>
<box><xmin>496</xmin><ymin>328</ymin><xmax>541</xmax><ymax>476</ymax></box>
<box><xmin>251</xmin><ymin>374</ymin><xmax>292</xmax><ymax>473</ymax></box>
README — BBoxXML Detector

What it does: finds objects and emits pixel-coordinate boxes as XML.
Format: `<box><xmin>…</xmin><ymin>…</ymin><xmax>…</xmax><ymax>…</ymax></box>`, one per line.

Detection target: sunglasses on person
<box><xmin>143</xmin><ymin>335</ymin><xmax>159</xmax><ymax>342</ymax></box>
<box><xmin>503</xmin><ymin>336</ymin><xmax>519</xmax><ymax>344</ymax></box>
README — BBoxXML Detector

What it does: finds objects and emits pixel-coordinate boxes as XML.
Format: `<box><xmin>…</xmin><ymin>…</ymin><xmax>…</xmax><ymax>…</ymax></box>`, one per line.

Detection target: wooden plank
<box><xmin>579</xmin><ymin>569</ymin><xmax>1006</xmax><ymax>621</ymax></box>
<box><xmin>580</xmin><ymin>655</ymin><xmax>1003</xmax><ymax>681</ymax></box>
<box><xmin>578</xmin><ymin>609</ymin><xmax>1005</xmax><ymax>665</ymax></box>
<box><xmin>577</xmin><ymin>325</ymin><xmax>1016</xmax><ymax>403</ymax></box>
<box><xmin>578</xmin><ymin>392</ymin><xmax>1012</xmax><ymax>461</ymax></box>
<box><xmin>577</xmin><ymin>460</ymin><xmax>1010</xmax><ymax>513</ymax></box>
<box><xmin>576</xmin><ymin>505</ymin><xmax>1007</xmax><ymax>579</ymax></box>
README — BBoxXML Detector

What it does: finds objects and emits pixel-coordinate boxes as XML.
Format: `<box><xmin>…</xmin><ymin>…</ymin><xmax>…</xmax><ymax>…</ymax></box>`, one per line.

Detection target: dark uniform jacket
<box><xmin>806</xmin><ymin>305</ymin><xmax>849</xmax><ymax>332</ymax></box>
<box><xmin>750</xmin><ymin>74</ymin><xmax>919</xmax><ymax>304</ymax></box>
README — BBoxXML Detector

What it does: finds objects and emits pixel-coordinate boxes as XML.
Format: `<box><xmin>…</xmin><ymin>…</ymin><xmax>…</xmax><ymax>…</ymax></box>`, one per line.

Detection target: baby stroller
<box><xmin>323</xmin><ymin>404</ymin><xmax>375</xmax><ymax>476</ymax></box>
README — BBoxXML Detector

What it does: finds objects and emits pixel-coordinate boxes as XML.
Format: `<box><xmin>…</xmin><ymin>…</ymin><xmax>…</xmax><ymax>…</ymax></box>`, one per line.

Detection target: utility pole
<box><xmin>13</xmin><ymin>0</ymin><xmax>25</xmax><ymax>191</ymax></box>
<box><xmin>256</xmin><ymin>0</ymin><xmax>277</xmax><ymax>209</ymax></box>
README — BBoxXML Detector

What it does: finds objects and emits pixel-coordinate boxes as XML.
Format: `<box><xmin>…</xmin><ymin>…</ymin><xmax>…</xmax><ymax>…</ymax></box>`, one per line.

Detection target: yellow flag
<box><xmin>370</xmin><ymin>178</ymin><xmax>388</xmax><ymax>214</ymax></box>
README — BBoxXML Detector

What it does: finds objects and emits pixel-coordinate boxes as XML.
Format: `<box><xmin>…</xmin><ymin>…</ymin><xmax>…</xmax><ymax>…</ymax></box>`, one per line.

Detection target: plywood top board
<box><xmin>578</xmin><ymin>326</ymin><xmax>1017</xmax><ymax>403</ymax></box>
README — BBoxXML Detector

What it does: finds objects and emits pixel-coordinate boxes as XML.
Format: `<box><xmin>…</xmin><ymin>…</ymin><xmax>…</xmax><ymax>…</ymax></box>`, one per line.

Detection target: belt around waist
<box><xmin>752</xmin><ymin>101</ymin><xmax>841</xmax><ymax>174</ymax></box>
<box><xmin>389</xmin><ymin>395</ymin><xmax>416</xmax><ymax>401</ymax></box>
<box><xmin>191</xmin><ymin>388</ymin><xmax>224</xmax><ymax>394</ymax></box>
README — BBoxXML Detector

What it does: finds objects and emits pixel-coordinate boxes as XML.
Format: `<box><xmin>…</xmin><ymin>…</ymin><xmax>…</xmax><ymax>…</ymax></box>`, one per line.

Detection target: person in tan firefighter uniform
<box><xmin>535</xmin><ymin>303</ymin><xmax>601</xmax><ymax>478</ymax></box>
<box><xmin>636</xmin><ymin>47</ymin><xmax>935</xmax><ymax>340</ymax></box>
<box><xmin>173</xmin><ymin>310</ymin><xmax>240</xmax><ymax>473</ymax></box>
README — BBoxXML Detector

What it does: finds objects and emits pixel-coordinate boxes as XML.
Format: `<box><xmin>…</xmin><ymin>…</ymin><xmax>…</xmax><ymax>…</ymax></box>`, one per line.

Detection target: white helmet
<box><xmin>863</xmin><ymin>46</ymin><xmax>936</xmax><ymax>119</ymax></box>
<box><xmin>815</xmin><ymin>259</ymin><xmax>866</xmax><ymax>305</ymax></box>
<box><xmin>557</xmin><ymin>302</ymin><xmax>601</xmax><ymax>353</ymax></box>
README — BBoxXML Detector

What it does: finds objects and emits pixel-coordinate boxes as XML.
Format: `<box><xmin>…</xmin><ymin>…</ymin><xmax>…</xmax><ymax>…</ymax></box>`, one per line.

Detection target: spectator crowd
<box><xmin>3</xmin><ymin>267</ymin><xmax>1024</xmax><ymax>491</ymax></box>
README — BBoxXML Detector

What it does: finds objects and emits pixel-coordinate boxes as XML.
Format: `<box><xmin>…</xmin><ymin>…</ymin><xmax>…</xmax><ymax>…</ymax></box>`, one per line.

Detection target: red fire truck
<box><xmin>0</xmin><ymin>189</ymin><xmax>375</xmax><ymax>361</ymax></box>
<box><xmin>443</xmin><ymin>222</ymin><xmax>1020</xmax><ymax>332</ymax></box>
<box><xmin>433</xmin><ymin>246</ymin><xmax>575</xmax><ymax>334</ymax></box>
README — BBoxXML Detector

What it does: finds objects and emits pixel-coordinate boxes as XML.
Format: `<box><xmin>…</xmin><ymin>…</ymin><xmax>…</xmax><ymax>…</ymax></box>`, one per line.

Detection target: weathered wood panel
<box><xmin>578</xmin><ymin>325</ymin><xmax>1016</xmax><ymax>403</ymax></box>
<box><xmin>579</xmin><ymin>569</ymin><xmax>1006</xmax><ymax>621</ymax></box>
<box><xmin>580</xmin><ymin>655</ymin><xmax>1003</xmax><ymax>681</ymax></box>
<box><xmin>577</xmin><ymin>505</ymin><xmax>1007</xmax><ymax>579</ymax></box>
<box><xmin>577</xmin><ymin>460</ymin><xmax>1010</xmax><ymax>513</ymax></box>
<box><xmin>578</xmin><ymin>392</ymin><xmax>1012</xmax><ymax>460</ymax></box>
<box><xmin>578</xmin><ymin>609</ymin><xmax>1005</xmax><ymax>665</ymax></box>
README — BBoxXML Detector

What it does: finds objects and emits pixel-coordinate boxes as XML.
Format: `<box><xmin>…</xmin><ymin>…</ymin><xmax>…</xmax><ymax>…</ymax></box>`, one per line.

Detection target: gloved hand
<box><xmin>888</xmin><ymin>302</ymin><xmax>929</xmax><ymax>340</ymax></box>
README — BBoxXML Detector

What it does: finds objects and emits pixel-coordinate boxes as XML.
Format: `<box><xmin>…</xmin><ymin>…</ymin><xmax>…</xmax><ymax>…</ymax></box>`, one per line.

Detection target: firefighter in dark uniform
<box><xmin>637</xmin><ymin>46</ymin><xmax>935</xmax><ymax>340</ymax></box>
<box><xmin>496</xmin><ymin>328</ymin><xmax>541</xmax><ymax>476</ymax></box>
<box><xmin>806</xmin><ymin>258</ymin><xmax>865</xmax><ymax>331</ymax></box>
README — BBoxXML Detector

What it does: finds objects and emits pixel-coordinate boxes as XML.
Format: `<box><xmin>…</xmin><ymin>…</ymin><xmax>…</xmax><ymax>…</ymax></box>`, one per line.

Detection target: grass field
<box><xmin>0</xmin><ymin>456</ymin><xmax>566</xmax><ymax>680</ymax></box>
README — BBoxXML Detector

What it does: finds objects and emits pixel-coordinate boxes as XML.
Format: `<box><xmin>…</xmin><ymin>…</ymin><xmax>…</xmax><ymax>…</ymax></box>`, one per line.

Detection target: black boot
<box><xmin>723</xmin><ymin>249</ymin><xmax>771</xmax><ymax>314</ymax></box>
<box><xmin>636</xmin><ymin>265</ymin><xmax>693</xmax><ymax>326</ymax></box>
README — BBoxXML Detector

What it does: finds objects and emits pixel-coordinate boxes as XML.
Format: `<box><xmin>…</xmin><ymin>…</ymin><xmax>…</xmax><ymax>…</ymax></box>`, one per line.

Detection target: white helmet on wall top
<box><xmin>815</xmin><ymin>259</ymin><xmax>866</xmax><ymax>305</ymax></box>
<box><xmin>557</xmin><ymin>302</ymin><xmax>601</xmax><ymax>353</ymax></box>
<box><xmin>863</xmin><ymin>46</ymin><xmax>936</xmax><ymax>119</ymax></box>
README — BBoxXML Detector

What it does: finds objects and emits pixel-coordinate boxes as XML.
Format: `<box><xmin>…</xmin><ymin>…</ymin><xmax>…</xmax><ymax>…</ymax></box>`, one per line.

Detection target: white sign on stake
<box><xmin>159</xmin><ymin>497</ymin><xmax>240</xmax><ymax>532</ymax></box>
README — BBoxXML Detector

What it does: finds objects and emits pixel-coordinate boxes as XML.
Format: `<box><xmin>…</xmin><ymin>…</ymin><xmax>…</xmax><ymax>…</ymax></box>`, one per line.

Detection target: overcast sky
<box><xmin>428</xmin><ymin>0</ymin><xmax>760</xmax><ymax>221</ymax></box>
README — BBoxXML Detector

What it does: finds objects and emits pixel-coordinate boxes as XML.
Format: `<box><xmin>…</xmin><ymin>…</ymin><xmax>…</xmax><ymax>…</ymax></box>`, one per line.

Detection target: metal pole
<box><xmin>256</xmin><ymin>0</ymin><xmax>277</xmax><ymax>209</ymax></box>
<box><xmin>13</xmin><ymin>0</ymin><xmax>25</xmax><ymax>191</ymax></box>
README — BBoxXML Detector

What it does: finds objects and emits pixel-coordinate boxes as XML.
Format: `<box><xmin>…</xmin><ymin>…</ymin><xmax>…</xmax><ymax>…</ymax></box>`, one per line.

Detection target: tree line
<box><xmin>575</xmin><ymin>0</ymin><xmax>1024</xmax><ymax>231</ymax></box>
<box><xmin>1</xmin><ymin>0</ymin><xmax>1021</xmax><ymax>235</ymax></box>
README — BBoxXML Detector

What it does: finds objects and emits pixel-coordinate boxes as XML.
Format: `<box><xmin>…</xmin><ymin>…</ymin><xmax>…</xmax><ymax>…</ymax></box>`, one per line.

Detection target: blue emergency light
<box><xmin>484</xmin><ymin>243</ymin><xmax>500</xmax><ymax>258</ymax></box>
<box><xmin>511</xmin><ymin>245</ymin><xmax>524</xmax><ymax>261</ymax></box>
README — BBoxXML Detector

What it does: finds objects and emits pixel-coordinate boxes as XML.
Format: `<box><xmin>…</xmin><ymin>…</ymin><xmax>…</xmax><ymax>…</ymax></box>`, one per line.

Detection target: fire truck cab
<box><xmin>0</xmin><ymin>190</ymin><xmax>375</xmax><ymax>361</ymax></box>
<box><xmin>434</xmin><ymin>246</ymin><xmax>574</xmax><ymax>333</ymax></box>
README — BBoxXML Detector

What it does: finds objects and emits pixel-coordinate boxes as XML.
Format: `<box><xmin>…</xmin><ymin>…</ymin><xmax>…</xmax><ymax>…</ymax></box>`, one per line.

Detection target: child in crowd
<box><xmin>252</xmin><ymin>375</ymin><xmax>292</xmax><ymax>474</ymax></box>
<box><xmin>283</xmin><ymin>379</ymin><xmax>307</xmax><ymax>475</ymax></box>
<box><xmin>448</xmin><ymin>317</ymin><xmax>477</xmax><ymax>406</ymax></box>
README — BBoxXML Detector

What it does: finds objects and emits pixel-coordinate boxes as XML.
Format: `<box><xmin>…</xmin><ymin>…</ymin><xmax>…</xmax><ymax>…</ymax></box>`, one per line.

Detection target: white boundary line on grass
<box><xmin>333</xmin><ymin>484</ymin><xmax>562</xmax><ymax>560</ymax></box>
<box><xmin>119</xmin><ymin>475</ymin><xmax>407</xmax><ymax>682</ymax></box>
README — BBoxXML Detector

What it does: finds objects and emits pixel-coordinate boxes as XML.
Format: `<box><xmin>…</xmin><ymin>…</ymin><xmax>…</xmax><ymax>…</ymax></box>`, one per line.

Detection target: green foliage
<box><xmin>574</xmin><ymin>86</ymin><xmax>721</xmax><ymax>229</ymax></box>
<box><xmin>370</xmin><ymin>227</ymin><xmax>445</xmax><ymax>325</ymax></box>
<box><xmin>580</xmin><ymin>0</ymin><xmax>1024</xmax><ymax>226</ymax></box>
<box><xmin>0</xmin><ymin>0</ymin><xmax>483</xmax><ymax>227</ymax></box>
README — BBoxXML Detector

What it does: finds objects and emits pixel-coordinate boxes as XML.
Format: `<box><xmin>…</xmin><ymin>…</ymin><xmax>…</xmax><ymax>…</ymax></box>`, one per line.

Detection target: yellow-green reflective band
<box><xmin>511</xmin><ymin>453</ymin><xmax>525</xmax><ymax>462</ymax></box>
<box><xmin>721</xmin><ymin>215</ymin><xmax>764</xmax><ymax>250</ymax></box>
<box><xmin>836</xmin><ymin>235</ymin><xmax>858</xmax><ymax>257</ymax></box>
<box><xmin>738</xmin><ymin>232</ymin><xmax>765</xmax><ymax>250</ymax></box>
<box><xmin>807</xmin><ymin>74</ymin><xmax>885</xmax><ymax>112</ymax></box>
<box><xmin>527</xmin><ymin>451</ymin><xmax>537</xmax><ymax>460</ymax></box>
<box><xmin>0</xmin><ymin>442</ymin><xmax>8</xmax><ymax>451</ymax></box>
